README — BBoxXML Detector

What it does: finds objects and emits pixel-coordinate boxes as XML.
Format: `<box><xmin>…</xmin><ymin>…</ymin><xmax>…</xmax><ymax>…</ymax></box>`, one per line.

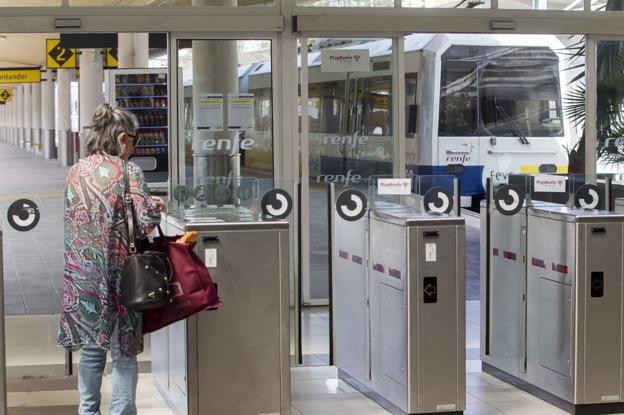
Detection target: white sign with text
<box><xmin>377</xmin><ymin>178</ymin><xmax>412</xmax><ymax>195</ymax></box>
<box><xmin>533</xmin><ymin>175</ymin><xmax>567</xmax><ymax>193</ymax></box>
<box><xmin>321</xmin><ymin>49</ymin><xmax>371</xmax><ymax>73</ymax></box>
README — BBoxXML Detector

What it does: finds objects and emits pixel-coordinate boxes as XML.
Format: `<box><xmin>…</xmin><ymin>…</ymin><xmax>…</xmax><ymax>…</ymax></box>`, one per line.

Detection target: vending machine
<box><xmin>105</xmin><ymin>68</ymin><xmax>169</xmax><ymax>188</ymax></box>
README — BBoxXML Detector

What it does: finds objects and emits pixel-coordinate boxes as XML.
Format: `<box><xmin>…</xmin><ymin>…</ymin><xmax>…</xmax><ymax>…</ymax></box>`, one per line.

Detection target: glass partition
<box><xmin>595</xmin><ymin>40</ymin><xmax>624</xmax><ymax>200</ymax></box>
<box><xmin>176</xmin><ymin>38</ymin><xmax>274</xmax><ymax>198</ymax></box>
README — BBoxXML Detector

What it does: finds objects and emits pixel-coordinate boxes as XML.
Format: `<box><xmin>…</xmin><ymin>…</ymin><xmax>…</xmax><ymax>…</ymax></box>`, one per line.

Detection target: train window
<box><xmin>405</xmin><ymin>73</ymin><xmax>418</xmax><ymax>138</ymax></box>
<box><xmin>439</xmin><ymin>49</ymin><xmax>479</xmax><ymax>136</ymax></box>
<box><xmin>438</xmin><ymin>45</ymin><xmax>564</xmax><ymax>138</ymax></box>
<box><xmin>479</xmin><ymin>47</ymin><xmax>563</xmax><ymax>138</ymax></box>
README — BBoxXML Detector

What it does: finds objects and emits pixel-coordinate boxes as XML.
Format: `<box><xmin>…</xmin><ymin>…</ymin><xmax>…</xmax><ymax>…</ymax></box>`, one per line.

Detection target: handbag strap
<box><xmin>123</xmin><ymin>161</ymin><xmax>138</xmax><ymax>255</ymax></box>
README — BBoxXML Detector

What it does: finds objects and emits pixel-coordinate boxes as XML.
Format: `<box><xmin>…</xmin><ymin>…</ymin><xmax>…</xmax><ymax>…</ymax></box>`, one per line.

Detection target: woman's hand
<box><xmin>151</xmin><ymin>196</ymin><xmax>166</xmax><ymax>212</ymax></box>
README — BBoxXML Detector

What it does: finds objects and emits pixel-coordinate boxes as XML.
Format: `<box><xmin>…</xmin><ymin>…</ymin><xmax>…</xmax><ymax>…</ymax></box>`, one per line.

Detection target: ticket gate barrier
<box><xmin>481</xmin><ymin>174</ymin><xmax>624</xmax><ymax>414</ymax></box>
<box><xmin>152</xmin><ymin>182</ymin><xmax>292</xmax><ymax>415</ymax></box>
<box><xmin>333</xmin><ymin>177</ymin><xmax>466</xmax><ymax>415</ymax></box>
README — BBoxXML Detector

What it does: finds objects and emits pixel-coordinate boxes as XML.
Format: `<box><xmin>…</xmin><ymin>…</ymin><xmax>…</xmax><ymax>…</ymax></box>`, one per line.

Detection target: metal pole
<box><xmin>297</xmin><ymin>182</ymin><xmax>303</xmax><ymax>365</ymax></box>
<box><xmin>328</xmin><ymin>182</ymin><xmax>336</xmax><ymax>366</ymax></box>
<box><xmin>0</xmin><ymin>225</ymin><xmax>7</xmax><ymax>415</ymax></box>
<box><xmin>605</xmin><ymin>176</ymin><xmax>612</xmax><ymax>212</ymax></box>
<box><xmin>453</xmin><ymin>178</ymin><xmax>460</xmax><ymax>217</ymax></box>
<box><xmin>484</xmin><ymin>177</ymin><xmax>491</xmax><ymax>356</ymax></box>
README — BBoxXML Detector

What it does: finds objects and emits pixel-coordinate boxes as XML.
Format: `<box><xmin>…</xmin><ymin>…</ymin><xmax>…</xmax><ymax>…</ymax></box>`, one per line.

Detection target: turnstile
<box><xmin>334</xmin><ymin>191</ymin><xmax>466</xmax><ymax>415</ymax></box>
<box><xmin>152</xmin><ymin>209</ymin><xmax>290</xmax><ymax>415</ymax></box>
<box><xmin>482</xmin><ymin>177</ymin><xmax>624</xmax><ymax>414</ymax></box>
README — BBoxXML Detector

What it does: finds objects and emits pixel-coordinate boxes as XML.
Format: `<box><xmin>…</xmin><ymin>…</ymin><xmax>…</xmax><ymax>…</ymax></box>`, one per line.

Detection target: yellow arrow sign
<box><xmin>0</xmin><ymin>68</ymin><xmax>41</xmax><ymax>84</ymax></box>
<box><xmin>0</xmin><ymin>89</ymin><xmax>13</xmax><ymax>103</ymax></box>
<box><xmin>424</xmin><ymin>283</ymin><xmax>437</xmax><ymax>297</ymax></box>
<box><xmin>46</xmin><ymin>39</ymin><xmax>76</xmax><ymax>69</ymax></box>
<box><xmin>106</xmin><ymin>48</ymin><xmax>118</xmax><ymax>68</ymax></box>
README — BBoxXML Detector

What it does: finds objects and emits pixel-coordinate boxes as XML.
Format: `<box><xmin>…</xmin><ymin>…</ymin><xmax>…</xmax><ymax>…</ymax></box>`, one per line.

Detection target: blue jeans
<box><xmin>78</xmin><ymin>325</ymin><xmax>139</xmax><ymax>415</ymax></box>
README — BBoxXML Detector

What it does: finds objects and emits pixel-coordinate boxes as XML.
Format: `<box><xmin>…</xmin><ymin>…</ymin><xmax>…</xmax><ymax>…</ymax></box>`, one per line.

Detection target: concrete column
<box><xmin>0</xmin><ymin>104</ymin><xmax>5</xmax><ymax>142</ymax></box>
<box><xmin>41</xmin><ymin>70</ymin><xmax>57</xmax><ymax>159</ymax></box>
<box><xmin>17</xmin><ymin>85</ymin><xmax>24</xmax><ymax>148</ymax></box>
<box><xmin>79</xmin><ymin>48</ymin><xmax>104</xmax><ymax>159</ymax></box>
<box><xmin>31</xmin><ymin>82</ymin><xmax>42</xmax><ymax>154</ymax></box>
<box><xmin>118</xmin><ymin>33</ymin><xmax>134</xmax><ymax>69</ymax></box>
<box><xmin>9</xmin><ymin>100</ymin><xmax>14</xmax><ymax>144</ymax></box>
<box><xmin>11</xmin><ymin>95</ymin><xmax>17</xmax><ymax>146</ymax></box>
<box><xmin>119</xmin><ymin>33</ymin><xmax>149</xmax><ymax>69</ymax></box>
<box><xmin>23</xmin><ymin>84</ymin><xmax>32</xmax><ymax>151</ymax></box>
<box><xmin>190</xmin><ymin>0</ymin><xmax>238</xmax><ymax>197</ymax></box>
<box><xmin>134</xmin><ymin>33</ymin><xmax>149</xmax><ymax>68</ymax></box>
<box><xmin>9</xmin><ymin>96</ymin><xmax>14</xmax><ymax>145</ymax></box>
<box><xmin>57</xmin><ymin>69</ymin><xmax>74</xmax><ymax>166</ymax></box>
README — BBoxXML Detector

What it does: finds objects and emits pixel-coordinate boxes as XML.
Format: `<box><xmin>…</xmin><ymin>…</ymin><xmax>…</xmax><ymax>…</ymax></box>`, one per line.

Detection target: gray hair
<box><xmin>85</xmin><ymin>103</ymin><xmax>138</xmax><ymax>157</ymax></box>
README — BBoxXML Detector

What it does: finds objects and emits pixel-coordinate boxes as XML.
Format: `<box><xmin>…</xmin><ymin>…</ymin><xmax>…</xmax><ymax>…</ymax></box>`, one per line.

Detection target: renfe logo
<box><xmin>446</xmin><ymin>154</ymin><xmax>472</xmax><ymax>164</ymax></box>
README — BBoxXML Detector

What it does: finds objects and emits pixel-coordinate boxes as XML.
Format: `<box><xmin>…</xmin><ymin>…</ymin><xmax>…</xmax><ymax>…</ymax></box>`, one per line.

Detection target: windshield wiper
<box><xmin>496</xmin><ymin>105</ymin><xmax>530</xmax><ymax>145</ymax></box>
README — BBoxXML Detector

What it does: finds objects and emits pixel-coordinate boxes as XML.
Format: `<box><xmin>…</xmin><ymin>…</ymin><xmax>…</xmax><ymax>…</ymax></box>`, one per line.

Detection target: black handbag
<box><xmin>120</xmin><ymin>162</ymin><xmax>171</xmax><ymax>311</ymax></box>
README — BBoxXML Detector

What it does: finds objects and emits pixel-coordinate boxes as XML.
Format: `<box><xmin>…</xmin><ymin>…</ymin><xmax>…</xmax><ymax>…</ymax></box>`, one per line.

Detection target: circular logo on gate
<box><xmin>172</xmin><ymin>185</ymin><xmax>190</xmax><ymax>203</ymax></box>
<box><xmin>423</xmin><ymin>187</ymin><xmax>454</xmax><ymax>215</ymax></box>
<box><xmin>194</xmin><ymin>185</ymin><xmax>209</xmax><ymax>202</ymax></box>
<box><xmin>575</xmin><ymin>184</ymin><xmax>600</xmax><ymax>210</ymax></box>
<box><xmin>261</xmin><ymin>189</ymin><xmax>293</xmax><ymax>219</ymax></box>
<box><xmin>336</xmin><ymin>189</ymin><xmax>367</xmax><ymax>222</ymax></box>
<box><xmin>237</xmin><ymin>185</ymin><xmax>253</xmax><ymax>201</ymax></box>
<box><xmin>494</xmin><ymin>185</ymin><xmax>525</xmax><ymax>216</ymax></box>
<box><xmin>214</xmin><ymin>185</ymin><xmax>232</xmax><ymax>205</ymax></box>
<box><xmin>7</xmin><ymin>199</ymin><xmax>40</xmax><ymax>232</ymax></box>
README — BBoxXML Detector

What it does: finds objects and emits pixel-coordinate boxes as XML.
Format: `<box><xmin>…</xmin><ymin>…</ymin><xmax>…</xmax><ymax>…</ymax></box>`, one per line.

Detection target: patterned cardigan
<box><xmin>57</xmin><ymin>154</ymin><xmax>161</xmax><ymax>356</ymax></box>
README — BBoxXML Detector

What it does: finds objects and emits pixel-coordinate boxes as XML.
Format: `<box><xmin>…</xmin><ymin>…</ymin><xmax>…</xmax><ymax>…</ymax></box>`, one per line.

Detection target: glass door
<box><xmin>300</xmin><ymin>37</ymin><xmax>399</xmax><ymax>365</ymax></box>
<box><xmin>589</xmin><ymin>37</ymin><xmax>624</xmax><ymax>195</ymax></box>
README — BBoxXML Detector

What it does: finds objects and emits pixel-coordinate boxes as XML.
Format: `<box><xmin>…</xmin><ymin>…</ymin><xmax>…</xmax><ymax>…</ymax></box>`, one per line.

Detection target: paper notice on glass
<box><xmin>195</xmin><ymin>93</ymin><xmax>223</xmax><ymax>131</ymax></box>
<box><xmin>227</xmin><ymin>93</ymin><xmax>254</xmax><ymax>131</ymax></box>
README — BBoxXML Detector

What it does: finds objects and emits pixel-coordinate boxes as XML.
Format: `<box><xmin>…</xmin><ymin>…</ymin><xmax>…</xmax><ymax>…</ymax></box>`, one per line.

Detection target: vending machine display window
<box><xmin>105</xmin><ymin>69</ymin><xmax>169</xmax><ymax>188</ymax></box>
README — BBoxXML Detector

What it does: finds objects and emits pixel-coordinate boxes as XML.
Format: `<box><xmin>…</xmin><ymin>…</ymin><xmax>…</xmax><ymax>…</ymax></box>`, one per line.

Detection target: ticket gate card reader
<box><xmin>152</xmin><ymin>208</ymin><xmax>291</xmax><ymax>415</ymax></box>
<box><xmin>334</xmin><ymin>193</ymin><xmax>466</xmax><ymax>415</ymax></box>
<box><xmin>524</xmin><ymin>207</ymin><xmax>624</xmax><ymax>410</ymax></box>
<box><xmin>482</xmin><ymin>177</ymin><xmax>624</xmax><ymax>414</ymax></box>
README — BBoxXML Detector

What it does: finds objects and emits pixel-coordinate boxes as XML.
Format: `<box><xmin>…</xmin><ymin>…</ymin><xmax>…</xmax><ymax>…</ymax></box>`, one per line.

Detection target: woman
<box><xmin>57</xmin><ymin>103</ymin><xmax>165</xmax><ymax>415</ymax></box>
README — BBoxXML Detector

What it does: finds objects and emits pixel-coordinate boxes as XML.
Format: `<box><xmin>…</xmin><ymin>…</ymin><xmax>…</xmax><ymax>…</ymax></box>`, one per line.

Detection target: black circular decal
<box><xmin>7</xmin><ymin>199</ymin><xmax>40</xmax><ymax>232</ymax></box>
<box><xmin>261</xmin><ymin>189</ymin><xmax>293</xmax><ymax>219</ymax></box>
<box><xmin>423</xmin><ymin>187</ymin><xmax>454</xmax><ymax>215</ymax></box>
<box><xmin>575</xmin><ymin>184</ymin><xmax>600</xmax><ymax>210</ymax></box>
<box><xmin>336</xmin><ymin>189</ymin><xmax>367</xmax><ymax>222</ymax></box>
<box><xmin>494</xmin><ymin>185</ymin><xmax>525</xmax><ymax>216</ymax></box>
<box><xmin>194</xmin><ymin>185</ymin><xmax>209</xmax><ymax>202</ymax></box>
<box><xmin>214</xmin><ymin>185</ymin><xmax>232</xmax><ymax>205</ymax></box>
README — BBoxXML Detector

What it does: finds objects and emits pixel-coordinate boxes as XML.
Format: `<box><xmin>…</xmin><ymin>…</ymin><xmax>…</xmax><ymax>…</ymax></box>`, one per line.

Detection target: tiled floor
<box><xmin>3</xmin><ymin>302</ymin><xmax>591</xmax><ymax>414</ymax></box>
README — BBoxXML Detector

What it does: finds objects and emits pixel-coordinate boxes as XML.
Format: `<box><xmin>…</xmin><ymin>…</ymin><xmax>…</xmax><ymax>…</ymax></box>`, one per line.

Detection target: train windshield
<box><xmin>439</xmin><ymin>45</ymin><xmax>564</xmax><ymax>138</ymax></box>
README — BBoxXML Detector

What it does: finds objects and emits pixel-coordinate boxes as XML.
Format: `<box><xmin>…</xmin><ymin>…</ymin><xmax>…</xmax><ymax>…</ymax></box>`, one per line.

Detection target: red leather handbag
<box><xmin>142</xmin><ymin>227</ymin><xmax>222</xmax><ymax>334</ymax></box>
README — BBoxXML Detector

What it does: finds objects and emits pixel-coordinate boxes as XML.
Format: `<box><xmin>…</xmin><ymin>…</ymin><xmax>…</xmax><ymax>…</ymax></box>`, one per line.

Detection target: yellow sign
<box><xmin>0</xmin><ymin>68</ymin><xmax>41</xmax><ymax>84</ymax></box>
<box><xmin>0</xmin><ymin>89</ymin><xmax>13</xmax><ymax>103</ymax></box>
<box><xmin>106</xmin><ymin>48</ymin><xmax>118</xmax><ymax>68</ymax></box>
<box><xmin>46</xmin><ymin>39</ymin><xmax>77</xmax><ymax>69</ymax></box>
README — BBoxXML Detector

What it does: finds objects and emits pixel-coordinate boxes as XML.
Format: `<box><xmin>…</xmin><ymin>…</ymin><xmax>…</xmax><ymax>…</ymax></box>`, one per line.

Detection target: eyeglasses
<box><xmin>127</xmin><ymin>132</ymin><xmax>140</xmax><ymax>147</ymax></box>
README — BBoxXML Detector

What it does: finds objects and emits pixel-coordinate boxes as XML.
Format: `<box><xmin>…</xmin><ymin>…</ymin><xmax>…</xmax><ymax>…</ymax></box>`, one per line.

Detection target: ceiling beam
<box><xmin>294</xmin><ymin>9</ymin><xmax>624</xmax><ymax>36</ymax></box>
